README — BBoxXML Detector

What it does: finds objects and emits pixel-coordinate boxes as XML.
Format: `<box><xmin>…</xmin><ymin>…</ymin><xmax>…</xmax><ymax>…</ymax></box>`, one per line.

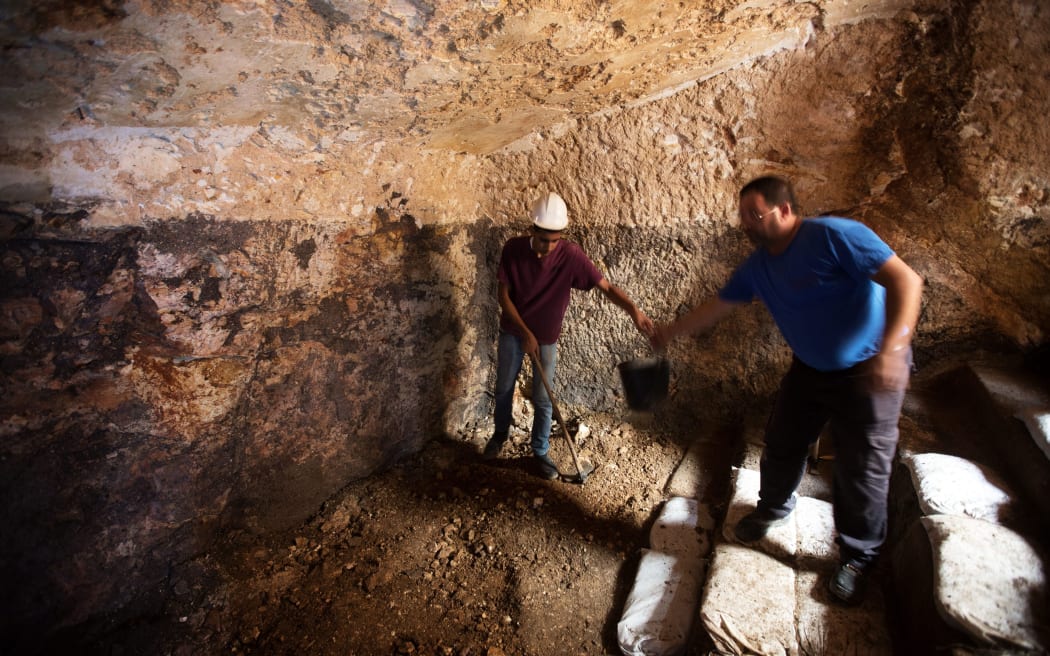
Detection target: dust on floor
<box><xmin>84</xmin><ymin>412</ymin><xmax>733</xmax><ymax>656</ymax></box>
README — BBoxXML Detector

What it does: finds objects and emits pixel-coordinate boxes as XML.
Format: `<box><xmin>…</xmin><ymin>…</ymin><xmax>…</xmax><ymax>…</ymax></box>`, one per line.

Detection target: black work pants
<box><xmin>756</xmin><ymin>352</ymin><xmax>909</xmax><ymax>566</ymax></box>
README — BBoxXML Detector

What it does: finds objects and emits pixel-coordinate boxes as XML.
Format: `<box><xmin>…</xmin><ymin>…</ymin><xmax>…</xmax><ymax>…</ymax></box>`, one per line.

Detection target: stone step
<box><xmin>699</xmin><ymin>467</ymin><xmax>892</xmax><ymax>655</ymax></box>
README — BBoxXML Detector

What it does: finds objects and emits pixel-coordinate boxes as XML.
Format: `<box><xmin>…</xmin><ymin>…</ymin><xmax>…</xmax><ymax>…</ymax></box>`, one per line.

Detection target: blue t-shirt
<box><xmin>718</xmin><ymin>217</ymin><xmax>894</xmax><ymax>371</ymax></box>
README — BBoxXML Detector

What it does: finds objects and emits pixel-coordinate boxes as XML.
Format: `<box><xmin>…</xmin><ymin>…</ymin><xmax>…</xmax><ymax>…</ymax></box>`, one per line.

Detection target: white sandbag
<box><xmin>721</xmin><ymin>468</ymin><xmax>797</xmax><ymax>560</ymax></box>
<box><xmin>649</xmin><ymin>497</ymin><xmax>711</xmax><ymax>559</ymax></box>
<box><xmin>923</xmin><ymin>514</ymin><xmax>1049</xmax><ymax>650</ymax></box>
<box><xmin>902</xmin><ymin>453</ymin><xmax>1016</xmax><ymax>522</ymax></box>
<box><xmin>1015</xmin><ymin>407</ymin><xmax>1050</xmax><ymax>461</ymax></box>
<box><xmin>617</xmin><ymin>548</ymin><xmax>703</xmax><ymax>656</ymax></box>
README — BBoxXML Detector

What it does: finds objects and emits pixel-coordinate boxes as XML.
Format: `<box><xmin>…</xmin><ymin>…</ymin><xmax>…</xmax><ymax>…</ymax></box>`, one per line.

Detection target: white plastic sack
<box><xmin>902</xmin><ymin>452</ymin><xmax>1016</xmax><ymax>522</ymax></box>
<box><xmin>617</xmin><ymin>548</ymin><xmax>703</xmax><ymax>656</ymax></box>
<box><xmin>923</xmin><ymin>514</ymin><xmax>1049</xmax><ymax>650</ymax></box>
<box><xmin>649</xmin><ymin>496</ymin><xmax>709</xmax><ymax>559</ymax></box>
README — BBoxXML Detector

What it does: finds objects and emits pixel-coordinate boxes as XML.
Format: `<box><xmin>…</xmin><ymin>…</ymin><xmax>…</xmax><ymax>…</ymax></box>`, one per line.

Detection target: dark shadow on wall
<box><xmin>453</xmin><ymin>218</ymin><xmax>521</xmax><ymax>437</ymax></box>
<box><xmin>0</xmin><ymin>198</ymin><xmax>488</xmax><ymax>651</ymax></box>
<box><xmin>215</xmin><ymin>191</ymin><xmax>476</xmax><ymax>537</ymax></box>
<box><xmin>0</xmin><ymin>209</ymin><xmax>229</xmax><ymax>650</ymax></box>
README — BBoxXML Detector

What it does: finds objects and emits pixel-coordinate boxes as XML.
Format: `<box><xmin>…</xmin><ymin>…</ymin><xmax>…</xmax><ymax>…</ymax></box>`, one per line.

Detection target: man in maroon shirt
<box><xmin>482</xmin><ymin>192</ymin><xmax>655</xmax><ymax>479</ymax></box>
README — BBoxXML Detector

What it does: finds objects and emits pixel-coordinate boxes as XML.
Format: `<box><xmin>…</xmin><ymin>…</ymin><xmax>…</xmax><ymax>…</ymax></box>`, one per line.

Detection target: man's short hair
<box><xmin>740</xmin><ymin>176</ymin><xmax>798</xmax><ymax>213</ymax></box>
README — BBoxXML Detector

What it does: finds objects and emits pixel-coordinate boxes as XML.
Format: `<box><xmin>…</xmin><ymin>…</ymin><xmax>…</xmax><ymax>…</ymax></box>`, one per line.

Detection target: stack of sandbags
<box><xmin>617</xmin><ymin>496</ymin><xmax>712</xmax><ymax>656</ymax></box>
<box><xmin>893</xmin><ymin>452</ymin><xmax>1050</xmax><ymax>652</ymax></box>
<box><xmin>701</xmin><ymin>468</ymin><xmax>892</xmax><ymax>656</ymax></box>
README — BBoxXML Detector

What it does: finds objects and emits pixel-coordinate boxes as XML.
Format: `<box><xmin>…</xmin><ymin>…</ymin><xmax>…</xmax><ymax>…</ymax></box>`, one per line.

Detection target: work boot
<box><xmin>732</xmin><ymin>507</ymin><xmax>791</xmax><ymax>544</ymax></box>
<box><xmin>534</xmin><ymin>453</ymin><xmax>560</xmax><ymax>480</ymax></box>
<box><xmin>828</xmin><ymin>561</ymin><xmax>867</xmax><ymax>605</ymax></box>
<box><xmin>482</xmin><ymin>433</ymin><xmax>507</xmax><ymax>460</ymax></box>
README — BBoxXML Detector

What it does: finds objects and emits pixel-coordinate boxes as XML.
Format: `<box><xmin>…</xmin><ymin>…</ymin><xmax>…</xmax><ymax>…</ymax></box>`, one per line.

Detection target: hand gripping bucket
<box><xmin>617</xmin><ymin>358</ymin><xmax>670</xmax><ymax>411</ymax></box>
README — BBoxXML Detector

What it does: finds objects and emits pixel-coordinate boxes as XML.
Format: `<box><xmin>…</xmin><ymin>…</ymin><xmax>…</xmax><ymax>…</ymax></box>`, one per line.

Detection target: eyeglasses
<box><xmin>741</xmin><ymin>206</ymin><xmax>778</xmax><ymax>226</ymax></box>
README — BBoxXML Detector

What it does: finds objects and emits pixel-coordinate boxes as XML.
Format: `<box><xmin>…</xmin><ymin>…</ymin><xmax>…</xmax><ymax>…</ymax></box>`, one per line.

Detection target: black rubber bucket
<box><xmin>617</xmin><ymin>358</ymin><xmax>670</xmax><ymax>411</ymax></box>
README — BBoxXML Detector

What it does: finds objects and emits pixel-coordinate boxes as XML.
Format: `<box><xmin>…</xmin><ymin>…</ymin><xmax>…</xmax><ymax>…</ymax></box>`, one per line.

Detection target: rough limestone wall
<box><xmin>0</xmin><ymin>0</ymin><xmax>1047</xmax><ymax>641</ymax></box>
<box><xmin>1</xmin><ymin>155</ymin><xmax>486</xmax><ymax>638</ymax></box>
<box><xmin>0</xmin><ymin>1</ymin><xmax>495</xmax><ymax>637</ymax></box>
<box><xmin>473</xmin><ymin>3</ymin><xmax>1049</xmax><ymax>424</ymax></box>
<box><xmin>949</xmin><ymin>0</ymin><xmax>1050</xmax><ymax>344</ymax></box>
<box><xmin>2</xmin><ymin>90</ymin><xmax>486</xmax><ymax>651</ymax></box>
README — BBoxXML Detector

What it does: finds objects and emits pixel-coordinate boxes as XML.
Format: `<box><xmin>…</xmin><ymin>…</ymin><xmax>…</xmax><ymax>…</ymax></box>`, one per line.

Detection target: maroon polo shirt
<box><xmin>498</xmin><ymin>235</ymin><xmax>604</xmax><ymax>344</ymax></box>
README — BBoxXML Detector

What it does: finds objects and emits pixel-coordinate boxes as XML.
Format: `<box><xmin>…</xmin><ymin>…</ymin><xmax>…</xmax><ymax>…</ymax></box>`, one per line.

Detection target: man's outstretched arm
<box><xmin>651</xmin><ymin>297</ymin><xmax>739</xmax><ymax>350</ymax></box>
<box><xmin>597</xmin><ymin>279</ymin><xmax>655</xmax><ymax>337</ymax></box>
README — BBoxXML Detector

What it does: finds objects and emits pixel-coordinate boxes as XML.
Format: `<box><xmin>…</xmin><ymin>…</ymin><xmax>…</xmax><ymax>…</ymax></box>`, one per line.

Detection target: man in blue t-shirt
<box><xmin>653</xmin><ymin>176</ymin><xmax>922</xmax><ymax>605</ymax></box>
<box><xmin>483</xmin><ymin>192</ymin><xmax>655</xmax><ymax>480</ymax></box>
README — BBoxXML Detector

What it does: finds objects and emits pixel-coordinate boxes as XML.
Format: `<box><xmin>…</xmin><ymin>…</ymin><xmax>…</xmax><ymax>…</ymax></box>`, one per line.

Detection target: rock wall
<box><xmin>474</xmin><ymin>2</ymin><xmax>1049</xmax><ymax>418</ymax></box>
<box><xmin>0</xmin><ymin>115</ymin><xmax>494</xmax><ymax>636</ymax></box>
<box><xmin>0</xmin><ymin>0</ymin><xmax>1047</xmax><ymax>641</ymax></box>
<box><xmin>0</xmin><ymin>202</ymin><xmax>488</xmax><ymax>634</ymax></box>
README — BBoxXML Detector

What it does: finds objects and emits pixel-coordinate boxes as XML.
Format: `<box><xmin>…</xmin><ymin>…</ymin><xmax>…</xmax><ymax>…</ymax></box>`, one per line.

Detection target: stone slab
<box><xmin>970</xmin><ymin>364</ymin><xmax>1050</xmax><ymax>462</ymax></box>
<box><xmin>970</xmin><ymin>365</ymin><xmax>1050</xmax><ymax>414</ymax></box>
<box><xmin>1015</xmin><ymin>407</ymin><xmax>1050</xmax><ymax>462</ymax></box>
<box><xmin>663</xmin><ymin>438</ymin><xmax>705</xmax><ymax>499</ymax></box>
<box><xmin>957</xmin><ymin>364</ymin><xmax>1050</xmax><ymax>537</ymax></box>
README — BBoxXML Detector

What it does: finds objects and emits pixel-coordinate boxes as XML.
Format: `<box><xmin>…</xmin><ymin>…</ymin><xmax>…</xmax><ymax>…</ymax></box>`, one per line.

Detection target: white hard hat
<box><xmin>530</xmin><ymin>192</ymin><xmax>568</xmax><ymax>231</ymax></box>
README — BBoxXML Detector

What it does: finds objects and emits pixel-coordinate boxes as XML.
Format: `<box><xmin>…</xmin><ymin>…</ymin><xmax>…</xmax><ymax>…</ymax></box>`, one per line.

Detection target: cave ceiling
<box><xmin>0</xmin><ymin>0</ymin><xmax>917</xmax><ymax>155</ymax></box>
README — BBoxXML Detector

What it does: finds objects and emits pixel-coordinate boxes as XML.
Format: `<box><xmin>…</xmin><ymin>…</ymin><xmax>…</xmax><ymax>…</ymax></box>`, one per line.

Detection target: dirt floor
<box><xmin>79</xmin><ymin>405</ymin><xmax>737</xmax><ymax>656</ymax></box>
<box><xmin>39</xmin><ymin>350</ymin><xmax>1048</xmax><ymax>656</ymax></box>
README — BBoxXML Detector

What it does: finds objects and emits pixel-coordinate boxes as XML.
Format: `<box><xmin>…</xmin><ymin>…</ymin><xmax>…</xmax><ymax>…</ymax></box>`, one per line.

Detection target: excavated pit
<box><xmin>1</xmin><ymin>0</ymin><xmax>1048</xmax><ymax>654</ymax></box>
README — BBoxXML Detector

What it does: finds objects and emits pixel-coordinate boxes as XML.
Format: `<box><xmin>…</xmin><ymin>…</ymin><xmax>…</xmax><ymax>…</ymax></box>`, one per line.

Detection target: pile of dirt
<box><xmin>74</xmin><ymin>412</ymin><xmax>731</xmax><ymax>656</ymax></box>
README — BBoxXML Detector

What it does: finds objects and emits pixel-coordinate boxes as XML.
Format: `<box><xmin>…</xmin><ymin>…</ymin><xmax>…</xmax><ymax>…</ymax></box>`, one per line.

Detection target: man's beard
<box><xmin>744</xmin><ymin>229</ymin><xmax>767</xmax><ymax>247</ymax></box>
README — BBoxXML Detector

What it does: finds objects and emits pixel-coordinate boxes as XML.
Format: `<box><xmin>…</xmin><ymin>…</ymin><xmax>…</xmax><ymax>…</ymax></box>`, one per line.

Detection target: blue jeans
<box><xmin>493</xmin><ymin>332</ymin><xmax>558</xmax><ymax>456</ymax></box>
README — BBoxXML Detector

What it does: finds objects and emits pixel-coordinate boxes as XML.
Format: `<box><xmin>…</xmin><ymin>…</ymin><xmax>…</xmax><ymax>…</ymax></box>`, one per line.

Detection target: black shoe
<box><xmin>828</xmin><ymin>561</ymin><xmax>867</xmax><ymax>605</ymax></box>
<box><xmin>534</xmin><ymin>453</ymin><xmax>560</xmax><ymax>480</ymax></box>
<box><xmin>482</xmin><ymin>434</ymin><xmax>507</xmax><ymax>460</ymax></box>
<box><xmin>732</xmin><ymin>508</ymin><xmax>791</xmax><ymax>543</ymax></box>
